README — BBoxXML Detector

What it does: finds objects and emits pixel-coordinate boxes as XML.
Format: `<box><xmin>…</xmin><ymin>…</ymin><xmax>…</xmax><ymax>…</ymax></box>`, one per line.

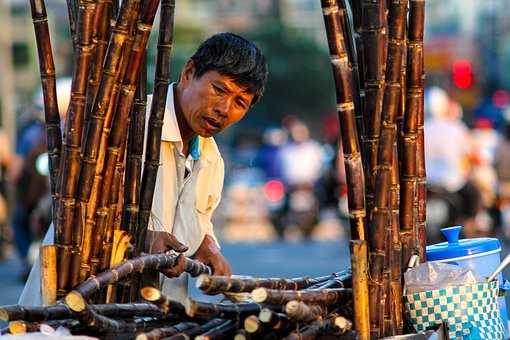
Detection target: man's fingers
<box><xmin>160</xmin><ymin>254</ymin><xmax>186</xmax><ymax>278</ymax></box>
<box><xmin>211</xmin><ymin>257</ymin><xmax>232</xmax><ymax>276</ymax></box>
<box><xmin>165</xmin><ymin>234</ymin><xmax>188</xmax><ymax>253</ymax></box>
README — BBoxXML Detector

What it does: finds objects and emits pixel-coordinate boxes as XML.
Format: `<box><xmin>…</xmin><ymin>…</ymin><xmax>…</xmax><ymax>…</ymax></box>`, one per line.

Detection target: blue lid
<box><xmin>426</xmin><ymin>226</ymin><xmax>501</xmax><ymax>261</ymax></box>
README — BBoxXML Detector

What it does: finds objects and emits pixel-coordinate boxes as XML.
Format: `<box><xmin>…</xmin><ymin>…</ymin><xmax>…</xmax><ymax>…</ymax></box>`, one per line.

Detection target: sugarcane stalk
<box><xmin>65</xmin><ymin>254</ymin><xmax>210</xmax><ymax>311</ymax></box>
<box><xmin>104</xmin><ymin>232</ymin><xmax>131</xmax><ymax>303</ymax></box>
<box><xmin>400</xmin><ymin>32</ymin><xmax>421</xmax><ymax>271</ymax></box>
<box><xmin>306</xmin><ymin>271</ymin><xmax>352</xmax><ymax>290</ymax></box>
<box><xmin>76</xmin><ymin>305</ymin><xmax>176</xmax><ymax>333</ymax></box>
<box><xmin>243</xmin><ymin>318</ymin><xmax>278</xmax><ymax>340</ymax></box>
<box><xmin>104</xmin><ymin>229</ymin><xmax>132</xmax><ymax>302</ymax></box>
<box><xmin>338</xmin><ymin>0</ymin><xmax>364</xmax><ymax>151</ymax></box>
<box><xmin>350</xmin><ymin>240</ymin><xmax>369</xmax><ymax>340</ymax></box>
<box><xmin>285</xmin><ymin>301</ymin><xmax>327</xmax><ymax>322</ymax></box>
<box><xmin>0</xmin><ymin>305</ymin><xmax>71</xmax><ymax>322</ymax></box>
<box><xmin>283</xmin><ymin>314</ymin><xmax>355</xmax><ymax>340</ymax></box>
<box><xmin>387</xmin><ymin>145</ymin><xmax>403</xmax><ymax>335</ymax></box>
<box><xmin>66</xmin><ymin>0</ymin><xmax>78</xmax><ymax>48</ymax></box>
<box><xmin>80</xmin><ymin>69</ymin><xmax>119</xmax><ymax>280</ymax></box>
<box><xmin>194</xmin><ymin>320</ymin><xmax>237</xmax><ymax>340</ymax></box>
<box><xmin>367</xmin><ymin>1</ymin><xmax>407</xmax><ymax>337</ymax></box>
<box><xmin>164</xmin><ymin>319</ymin><xmax>227</xmax><ymax>340</ymax></box>
<box><xmin>58</xmin><ymin>0</ymin><xmax>99</xmax><ymax>289</ymax></box>
<box><xmin>28</xmin><ymin>0</ymin><xmax>63</xmax><ymax>223</ymax></box>
<box><xmin>101</xmin><ymin>129</ymin><xmax>129</xmax><ymax>273</ymax></box>
<box><xmin>396</xmin><ymin>34</ymin><xmax>407</xmax><ymax>151</ymax></box>
<box><xmin>258</xmin><ymin>308</ymin><xmax>292</xmax><ymax>331</ymax></box>
<box><xmin>96</xmin><ymin>65</ymin><xmax>133</xmax><ymax>278</ymax></box>
<box><xmin>196</xmin><ymin>273</ymin><xmax>340</xmax><ymax>295</ymax></box>
<box><xmin>186</xmin><ymin>300</ymin><xmax>261</xmax><ymax>319</ymax></box>
<box><xmin>252</xmin><ymin>287</ymin><xmax>352</xmax><ymax>306</ymax></box>
<box><xmin>136</xmin><ymin>0</ymin><xmax>176</xmax><ymax>255</ymax></box>
<box><xmin>348</xmin><ymin>0</ymin><xmax>366</xmax><ymax>152</ymax></box>
<box><xmin>360</xmin><ymin>0</ymin><xmax>387</xmax><ymax>221</ymax></box>
<box><xmin>140</xmin><ymin>286</ymin><xmax>186</xmax><ymax>316</ymax></box>
<box><xmin>121</xmin><ymin>53</ymin><xmax>147</xmax><ymax>238</ymax></box>
<box><xmin>243</xmin><ymin>315</ymin><xmax>261</xmax><ymax>334</ymax></box>
<box><xmin>0</xmin><ymin>303</ymin><xmax>163</xmax><ymax>322</ymax></box>
<box><xmin>8</xmin><ymin>319</ymin><xmax>80</xmax><ymax>335</ymax></box>
<box><xmin>320</xmin><ymin>0</ymin><xmax>366</xmax><ymax>240</ymax></box>
<box><xmin>40</xmin><ymin>245</ymin><xmax>57</xmax><ymax>306</ymax></box>
<box><xmin>409</xmin><ymin>0</ymin><xmax>427</xmax><ymax>261</ymax></box>
<box><xmin>234</xmin><ymin>329</ymin><xmax>251</xmax><ymax>340</ymax></box>
<box><xmin>136</xmin><ymin>322</ymin><xmax>199</xmax><ymax>340</ymax></box>
<box><xmin>382</xmin><ymin>145</ymin><xmax>399</xmax><ymax>336</ymax></box>
<box><xmin>88</xmin><ymin>104</ymin><xmax>130</xmax><ymax>277</ymax></box>
<box><xmin>86</xmin><ymin>0</ymin><xmax>113</xmax><ymax>120</ymax></box>
<box><xmin>123</xmin><ymin>0</ymin><xmax>176</xmax><ymax>240</ymax></box>
<box><xmin>122</xmin><ymin>54</ymin><xmax>148</xmax><ymax>300</ymax></box>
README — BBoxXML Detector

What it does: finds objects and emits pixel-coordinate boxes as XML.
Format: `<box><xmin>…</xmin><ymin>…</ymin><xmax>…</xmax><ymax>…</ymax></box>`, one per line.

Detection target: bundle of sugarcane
<box><xmin>26</xmin><ymin>0</ymin><xmax>182</xmax><ymax>303</ymax></box>
<box><xmin>319</xmin><ymin>0</ymin><xmax>426</xmax><ymax>338</ymax></box>
<box><xmin>137</xmin><ymin>272</ymin><xmax>357</xmax><ymax>340</ymax></box>
<box><xmin>0</xmin><ymin>271</ymin><xmax>356</xmax><ymax>339</ymax></box>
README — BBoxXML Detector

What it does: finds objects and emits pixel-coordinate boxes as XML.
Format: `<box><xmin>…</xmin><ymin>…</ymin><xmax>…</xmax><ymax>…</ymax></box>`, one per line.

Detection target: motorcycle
<box><xmin>426</xmin><ymin>181</ymin><xmax>493</xmax><ymax>242</ymax></box>
<box><xmin>262</xmin><ymin>179</ymin><xmax>320</xmax><ymax>239</ymax></box>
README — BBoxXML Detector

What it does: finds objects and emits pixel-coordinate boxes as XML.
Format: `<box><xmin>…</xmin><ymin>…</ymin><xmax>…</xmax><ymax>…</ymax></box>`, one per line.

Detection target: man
<box><xmin>19</xmin><ymin>32</ymin><xmax>267</xmax><ymax>305</ymax></box>
<box><xmin>145</xmin><ymin>32</ymin><xmax>267</xmax><ymax>301</ymax></box>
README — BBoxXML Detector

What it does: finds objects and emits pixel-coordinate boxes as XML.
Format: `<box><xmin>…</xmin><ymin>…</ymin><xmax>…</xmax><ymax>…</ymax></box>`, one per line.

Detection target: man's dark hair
<box><xmin>190</xmin><ymin>32</ymin><xmax>268</xmax><ymax>105</ymax></box>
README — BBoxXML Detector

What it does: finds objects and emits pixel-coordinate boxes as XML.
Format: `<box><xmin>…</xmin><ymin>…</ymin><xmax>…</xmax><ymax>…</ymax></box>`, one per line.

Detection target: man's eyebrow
<box><xmin>211</xmin><ymin>80</ymin><xmax>232</xmax><ymax>92</ymax></box>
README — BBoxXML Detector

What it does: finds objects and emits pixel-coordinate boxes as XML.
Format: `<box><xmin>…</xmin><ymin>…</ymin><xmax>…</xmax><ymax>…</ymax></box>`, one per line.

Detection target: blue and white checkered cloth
<box><xmin>404</xmin><ymin>281</ymin><xmax>505</xmax><ymax>339</ymax></box>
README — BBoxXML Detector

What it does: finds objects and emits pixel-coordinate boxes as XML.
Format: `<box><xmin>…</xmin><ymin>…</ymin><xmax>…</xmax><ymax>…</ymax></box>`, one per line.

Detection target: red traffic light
<box><xmin>452</xmin><ymin>59</ymin><xmax>473</xmax><ymax>89</ymax></box>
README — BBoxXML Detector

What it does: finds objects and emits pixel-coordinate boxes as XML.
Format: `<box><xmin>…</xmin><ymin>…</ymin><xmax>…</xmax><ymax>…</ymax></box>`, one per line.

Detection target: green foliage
<box><xmin>242</xmin><ymin>21</ymin><xmax>336</xmax><ymax>127</ymax></box>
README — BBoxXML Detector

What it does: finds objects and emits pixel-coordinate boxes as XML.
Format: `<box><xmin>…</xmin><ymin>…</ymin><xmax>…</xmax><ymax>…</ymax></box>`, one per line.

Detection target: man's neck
<box><xmin>174</xmin><ymin>83</ymin><xmax>196</xmax><ymax>155</ymax></box>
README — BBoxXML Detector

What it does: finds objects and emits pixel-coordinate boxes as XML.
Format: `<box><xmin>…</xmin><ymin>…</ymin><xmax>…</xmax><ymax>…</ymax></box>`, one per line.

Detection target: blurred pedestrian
<box><xmin>278</xmin><ymin>120</ymin><xmax>325</xmax><ymax>238</ymax></box>
<box><xmin>424</xmin><ymin>87</ymin><xmax>484</xmax><ymax>237</ymax></box>
<box><xmin>470</xmin><ymin>118</ymin><xmax>500</xmax><ymax>216</ymax></box>
<box><xmin>12</xmin><ymin>78</ymin><xmax>70</xmax><ymax>279</ymax></box>
<box><xmin>494</xmin><ymin>112</ymin><xmax>510</xmax><ymax>237</ymax></box>
<box><xmin>255</xmin><ymin>127</ymin><xmax>286</xmax><ymax>180</ymax></box>
<box><xmin>279</xmin><ymin>120</ymin><xmax>325</xmax><ymax>187</ymax></box>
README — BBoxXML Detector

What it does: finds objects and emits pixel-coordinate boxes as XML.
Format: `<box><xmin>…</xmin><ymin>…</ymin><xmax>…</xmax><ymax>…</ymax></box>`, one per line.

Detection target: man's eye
<box><xmin>236</xmin><ymin>100</ymin><xmax>247</xmax><ymax>109</ymax></box>
<box><xmin>212</xmin><ymin>85</ymin><xmax>225</xmax><ymax>94</ymax></box>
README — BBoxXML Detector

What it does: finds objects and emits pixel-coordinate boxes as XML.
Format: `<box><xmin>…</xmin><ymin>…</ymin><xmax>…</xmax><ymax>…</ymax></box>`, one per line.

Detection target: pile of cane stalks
<box><xmin>1</xmin><ymin>266</ymin><xmax>356</xmax><ymax>339</ymax></box>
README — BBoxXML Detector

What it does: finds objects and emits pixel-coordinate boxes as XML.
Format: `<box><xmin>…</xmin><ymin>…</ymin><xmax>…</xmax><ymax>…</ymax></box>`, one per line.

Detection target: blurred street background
<box><xmin>1</xmin><ymin>0</ymin><xmax>510</xmax><ymax>306</ymax></box>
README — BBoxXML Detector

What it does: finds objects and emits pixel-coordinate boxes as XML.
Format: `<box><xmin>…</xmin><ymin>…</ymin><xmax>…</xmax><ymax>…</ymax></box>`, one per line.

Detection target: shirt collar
<box><xmin>162</xmin><ymin>83</ymin><xmax>201</xmax><ymax>160</ymax></box>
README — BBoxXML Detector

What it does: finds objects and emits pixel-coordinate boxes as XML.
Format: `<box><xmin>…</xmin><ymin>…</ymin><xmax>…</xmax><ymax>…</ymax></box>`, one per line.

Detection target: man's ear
<box><xmin>179</xmin><ymin>59</ymin><xmax>195</xmax><ymax>86</ymax></box>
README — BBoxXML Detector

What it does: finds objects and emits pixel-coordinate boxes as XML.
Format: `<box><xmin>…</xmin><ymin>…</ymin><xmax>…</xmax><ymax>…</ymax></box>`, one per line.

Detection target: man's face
<box><xmin>179</xmin><ymin>62</ymin><xmax>255</xmax><ymax>138</ymax></box>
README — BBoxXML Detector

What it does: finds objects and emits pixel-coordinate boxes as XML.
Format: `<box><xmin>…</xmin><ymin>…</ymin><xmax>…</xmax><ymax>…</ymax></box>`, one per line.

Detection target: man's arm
<box><xmin>192</xmin><ymin>156</ymin><xmax>231</xmax><ymax>276</ymax></box>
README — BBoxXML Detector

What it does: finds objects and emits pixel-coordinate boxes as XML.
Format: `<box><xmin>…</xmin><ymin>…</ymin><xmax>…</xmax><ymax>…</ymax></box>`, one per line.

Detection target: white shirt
<box><xmin>19</xmin><ymin>84</ymin><xmax>225</xmax><ymax>305</ymax></box>
<box><xmin>148</xmin><ymin>83</ymin><xmax>223</xmax><ymax>255</ymax></box>
<box><xmin>425</xmin><ymin>117</ymin><xmax>472</xmax><ymax>192</ymax></box>
<box><xmin>279</xmin><ymin>140</ymin><xmax>325</xmax><ymax>185</ymax></box>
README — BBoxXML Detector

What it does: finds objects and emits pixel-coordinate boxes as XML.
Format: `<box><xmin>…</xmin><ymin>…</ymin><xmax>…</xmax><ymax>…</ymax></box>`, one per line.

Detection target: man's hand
<box><xmin>145</xmin><ymin>230</ymin><xmax>188</xmax><ymax>254</ymax></box>
<box><xmin>193</xmin><ymin>235</ymin><xmax>232</xmax><ymax>276</ymax></box>
<box><xmin>145</xmin><ymin>230</ymin><xmax>189</xmax><ymax>278</ymax></box>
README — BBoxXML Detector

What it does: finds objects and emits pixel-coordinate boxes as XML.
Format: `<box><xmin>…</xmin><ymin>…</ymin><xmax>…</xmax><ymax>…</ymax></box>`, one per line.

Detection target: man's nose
<box><xmin>214</xmin><ymin>98</ymin><xmax>230</xmax><ymax>118</ymax></box>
